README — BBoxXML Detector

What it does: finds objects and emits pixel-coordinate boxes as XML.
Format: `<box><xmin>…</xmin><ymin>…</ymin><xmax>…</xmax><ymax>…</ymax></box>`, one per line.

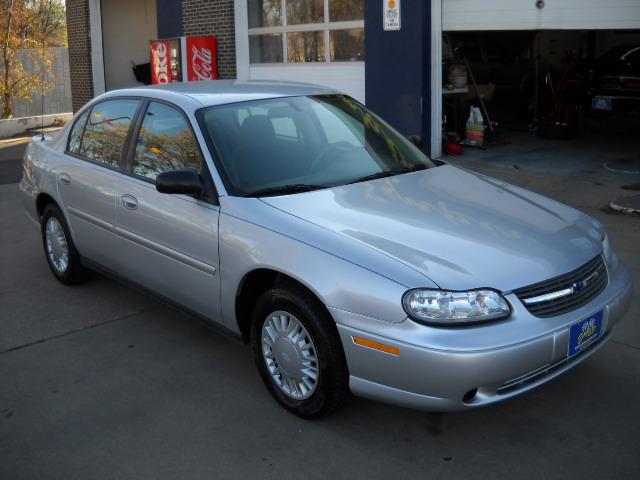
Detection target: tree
<box><xmin>0</xmin><ymin>0</ymin><xmax>66</xmax><ymax>118</ymax></box>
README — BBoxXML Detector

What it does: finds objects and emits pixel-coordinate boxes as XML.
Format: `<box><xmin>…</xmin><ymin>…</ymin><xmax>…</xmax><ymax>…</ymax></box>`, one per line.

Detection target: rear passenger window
<box><xmin>67</xmin><ymin>110</ymin><xmax>89</xmax><ymax>154</ymax></box>
<box><xmin>132</xmin><ymin>101</ymin><xmax>202</xmax><ymax>180</ymax></box>
<box><xmin>80</xmin><ymin>99</ymin><xmax>140</xmax><ymax>168</ymax></box>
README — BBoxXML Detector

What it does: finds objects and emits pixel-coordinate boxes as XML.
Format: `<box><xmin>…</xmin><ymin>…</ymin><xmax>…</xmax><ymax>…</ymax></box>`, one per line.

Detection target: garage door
<box><xmin>443</xmin><ymin>0</ymin><xmax>640</xmax><ymax>31</ymax></box>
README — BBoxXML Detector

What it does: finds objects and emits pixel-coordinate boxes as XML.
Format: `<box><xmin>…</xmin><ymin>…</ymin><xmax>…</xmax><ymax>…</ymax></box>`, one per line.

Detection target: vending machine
<box><xmin>150</xmin><ymin>36</ymin><xmax>218</xmax><ymax>85</ymax></box>
<box><xmin>150</xmin><ymin>38</ymin><xmax>182</xmax><ymax>84</ymax></box>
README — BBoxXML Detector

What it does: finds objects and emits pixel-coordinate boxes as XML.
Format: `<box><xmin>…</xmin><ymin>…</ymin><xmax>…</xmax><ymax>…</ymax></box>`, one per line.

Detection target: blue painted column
<box><xmin>157</xmin><ymin>0</ymin><xmax>184</xmax><ymax>38</ymax></box>
<box><xmin>365</xmin><ymin>0</ymin><xmax>431</xmax><ymax>149</ymax></box>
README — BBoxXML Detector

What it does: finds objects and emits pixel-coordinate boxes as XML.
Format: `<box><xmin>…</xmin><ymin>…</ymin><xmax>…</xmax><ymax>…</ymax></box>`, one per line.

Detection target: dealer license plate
<box><xmin>592</xmin><ymin>97</ymin><xmax>613</xmax><ymax>111</ymax></box>
<box><xmin>568</xmin><ymin>310</ymin><xmax>603</xmax><ymax>358</ymax></box>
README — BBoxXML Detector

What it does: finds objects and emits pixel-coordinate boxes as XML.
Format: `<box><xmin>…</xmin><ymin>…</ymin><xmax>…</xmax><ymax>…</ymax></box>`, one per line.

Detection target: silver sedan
<box><xmin>20</xmin><ymin>81</ymin><xmax>632</xmax><ymax>417</ymax></box>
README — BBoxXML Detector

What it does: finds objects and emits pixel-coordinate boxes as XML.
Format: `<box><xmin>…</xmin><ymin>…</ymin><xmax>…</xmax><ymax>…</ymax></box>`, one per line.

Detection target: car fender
<box><xmin>21</xmin><ymin>137</ymin><xmax>74</xmax><ymax>236</ymax></box>
<box><xmin>218</xmin><ymin>196</ymin><xmax>438</xmax><ymax>333</ymax></box>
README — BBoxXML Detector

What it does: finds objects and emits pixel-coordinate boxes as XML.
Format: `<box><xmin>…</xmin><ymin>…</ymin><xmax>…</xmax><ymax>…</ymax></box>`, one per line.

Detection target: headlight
<box><xmin>402</xmin><ymin>289</ymin><xmax>510</xmax><ymax>326</ymax></box>
<box><xmin>602</xmin><ymin>234</ymin><xmax>619</xmax><ymax>270</ymax></box>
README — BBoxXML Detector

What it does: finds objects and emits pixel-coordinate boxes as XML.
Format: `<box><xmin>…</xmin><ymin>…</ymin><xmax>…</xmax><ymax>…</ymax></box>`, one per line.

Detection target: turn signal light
<box><xmin>352</xmin><ymin>336</ymin><xmax>400</xmax><ymax>356</ymax></box>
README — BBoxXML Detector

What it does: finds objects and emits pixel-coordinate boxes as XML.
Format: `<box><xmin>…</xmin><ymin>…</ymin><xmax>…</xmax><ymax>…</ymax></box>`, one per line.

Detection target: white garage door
<box><xmin>443</xmin><ymin>0</ymin><xmax>640</xmax><ymax>31</ymax></box>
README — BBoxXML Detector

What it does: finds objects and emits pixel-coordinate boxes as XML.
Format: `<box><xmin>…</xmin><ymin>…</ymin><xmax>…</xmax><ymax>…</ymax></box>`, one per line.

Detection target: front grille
<box><xmin>514</xmin><ymin>255</ymin><xmax>608</xmax><ymax>317</ymax></box>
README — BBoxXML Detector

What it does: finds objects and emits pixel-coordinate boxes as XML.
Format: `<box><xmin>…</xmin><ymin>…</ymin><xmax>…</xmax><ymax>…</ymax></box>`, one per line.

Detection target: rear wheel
<box><xmin>41</xmin><ymin>204</ymin><xmax>89</xmax><ymax>285</ymax></box>
<box><xmin>250</xmin><ymin>284</ymin><xmax>350</xmax><ymax>418</ymax></box>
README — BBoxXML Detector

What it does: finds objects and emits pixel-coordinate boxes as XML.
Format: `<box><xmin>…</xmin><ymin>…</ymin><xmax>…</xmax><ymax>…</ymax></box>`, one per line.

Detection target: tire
<box><xmin>250</xmin><ymin>283</ymin><xmax>350</xmax><ymax>418</ymax></box>
<box><xmin>41</xmin><ymin>203</ymin><xmax>89</xmax><ymax>285</ymax></box>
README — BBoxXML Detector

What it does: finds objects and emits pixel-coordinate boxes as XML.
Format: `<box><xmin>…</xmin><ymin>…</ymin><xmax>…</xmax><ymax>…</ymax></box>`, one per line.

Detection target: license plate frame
<box><xmin>568</xmin><ymin>310</ymin><xmax>604</xmax><ymax>358</ymax></box>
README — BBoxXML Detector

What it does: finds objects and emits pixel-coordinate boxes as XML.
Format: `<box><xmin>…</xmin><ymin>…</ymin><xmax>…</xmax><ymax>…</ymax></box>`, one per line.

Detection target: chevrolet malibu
<box><xmin>20</xmin><ymin>81</ymin><xmax>632</xmax><ymax>418</ymax></box>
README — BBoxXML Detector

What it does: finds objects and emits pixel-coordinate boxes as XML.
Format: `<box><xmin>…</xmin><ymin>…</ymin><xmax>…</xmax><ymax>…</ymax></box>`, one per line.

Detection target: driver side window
<box><xmin>132</xmin><ymin>102</ymin><xmax>202</xmax><ymax>180</ymax></box>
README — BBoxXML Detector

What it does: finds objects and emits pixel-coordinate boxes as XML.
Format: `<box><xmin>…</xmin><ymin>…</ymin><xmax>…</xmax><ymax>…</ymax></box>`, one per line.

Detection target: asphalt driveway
<box><xmin>0</xmin><ymin>140</ymin><xmax>28</xmax><ymax>185</ymax></box>
<box><xmin>1</xmin><ymin>144</ymin><xmax>639</xmax><ymax>479</ymax></box>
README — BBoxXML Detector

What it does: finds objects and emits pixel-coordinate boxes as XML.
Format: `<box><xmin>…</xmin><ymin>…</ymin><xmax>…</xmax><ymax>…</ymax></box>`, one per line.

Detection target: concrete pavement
<box><xmin>1</xmin><ymin>150</ymin><xmax>639</xmax><ymax>479</ymax></box>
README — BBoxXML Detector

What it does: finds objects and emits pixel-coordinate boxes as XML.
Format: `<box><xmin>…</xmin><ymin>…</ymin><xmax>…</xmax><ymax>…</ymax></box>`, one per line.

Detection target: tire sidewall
<box><xmin>250</xmin><ymin>288</ymin><xmax>340</xmax><ymax>418</ymax></box>
<box><xmin>41</xmin><ymin>204</ymin><xmax>81</xmax><ymax>284</ymax></box>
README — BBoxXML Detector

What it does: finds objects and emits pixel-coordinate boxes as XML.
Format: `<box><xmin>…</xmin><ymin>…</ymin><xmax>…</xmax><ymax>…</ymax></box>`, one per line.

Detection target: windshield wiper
<box><xmin>246</xmin><ymin>184</ymin><xmax>326</xmax><ymax>197</ymax></box>
<box><xmin>348</xmin><ymin>164</ymin><xmax>427</xmax><ymax>185</ymax></box>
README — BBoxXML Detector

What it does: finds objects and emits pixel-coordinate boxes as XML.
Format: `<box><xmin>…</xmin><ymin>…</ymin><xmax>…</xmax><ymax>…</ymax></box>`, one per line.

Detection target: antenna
<box><xmin>40</xmin><ymin>37</ymin><xmax>45</xmax><ymax>141</ymax></box>
<box><xmin>40</xmin><ymin>1</ymin><xmax>45</xmax><ymax>141</ymax></box>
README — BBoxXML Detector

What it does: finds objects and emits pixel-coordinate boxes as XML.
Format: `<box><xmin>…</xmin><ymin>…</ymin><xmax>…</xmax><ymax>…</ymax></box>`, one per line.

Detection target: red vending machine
<box><xmin>184</xmin><ymin>35</ymin><xmax>218</xmax><ymax>81</ymax></box>
<box><xmin>150</xmin><ymin>36</ymin><xmax>217</xmax><ymax>85</ymax></box>
<box><xmin>150</xmin><ymin>39</ymin><xmax>182</xmax><ymax>84</ymax></box>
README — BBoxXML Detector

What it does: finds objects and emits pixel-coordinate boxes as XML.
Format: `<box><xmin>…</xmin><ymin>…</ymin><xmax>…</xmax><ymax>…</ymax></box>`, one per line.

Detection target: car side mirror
<box><xmin>156</xmin><ymin>169</ymin><xmax>203</xmax><ymax>195</ymax></box>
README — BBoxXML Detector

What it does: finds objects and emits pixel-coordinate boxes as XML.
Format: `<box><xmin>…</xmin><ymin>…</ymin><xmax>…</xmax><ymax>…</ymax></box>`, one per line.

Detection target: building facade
<box><xmin>66</xmin><ymin>0</ymin><xmax>640</xmax><ymax>159</ymax></box>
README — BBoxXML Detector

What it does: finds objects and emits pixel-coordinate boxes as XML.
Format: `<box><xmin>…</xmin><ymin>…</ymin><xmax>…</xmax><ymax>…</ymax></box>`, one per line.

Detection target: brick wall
<box><xmin>182</xmin><ymin>0</ymin><xmax>236</xmax><ymax>79</ymax></box>
<box><xmin>66</xmin><ymin>0</ymin><xmax>93</xmax><ymax>111</ymax></box>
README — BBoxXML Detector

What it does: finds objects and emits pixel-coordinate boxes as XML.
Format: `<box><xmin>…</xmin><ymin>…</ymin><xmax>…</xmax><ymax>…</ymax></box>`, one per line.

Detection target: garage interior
<box><xmin>101</xmin><ymin>0</ymin><xmax>157</xmax><ymax>90</ymax></box>
<box><xmin>440</xmin><ymin>28</ymin><xmax>640</xmax><ymax>179</ymax></box>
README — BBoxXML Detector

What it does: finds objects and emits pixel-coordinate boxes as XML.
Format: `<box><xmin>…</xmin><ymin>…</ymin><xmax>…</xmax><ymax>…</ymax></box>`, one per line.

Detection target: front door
<box><xmin>114</xmin><ymin>100</ymin><xmax>221</xmax><ymax>322</ymax></box>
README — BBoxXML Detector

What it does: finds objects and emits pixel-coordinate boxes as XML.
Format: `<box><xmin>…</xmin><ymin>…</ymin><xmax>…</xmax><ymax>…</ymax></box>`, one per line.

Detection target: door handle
<box><xmin>58</xmin><ymin>173</ymin><xmax>71</xmax><ymax>185</ymax></box>
<box><xmin>121</xmin><ymin>194</ymin><xmax>138</xmax><ymax>210</ymax></box>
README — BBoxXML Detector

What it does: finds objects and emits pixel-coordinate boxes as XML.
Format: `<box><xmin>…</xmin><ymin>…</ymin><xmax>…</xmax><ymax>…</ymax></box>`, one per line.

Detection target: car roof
<box><xmin>97</xmin><ymin>80</ymin><xmax>340</xmax><ymax>110</ymax></box>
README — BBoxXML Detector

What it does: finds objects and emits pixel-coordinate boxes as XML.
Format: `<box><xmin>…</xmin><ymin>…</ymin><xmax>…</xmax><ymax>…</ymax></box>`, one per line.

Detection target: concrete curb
<box><xmin>0</xmin><ymin>113</ymin><xmax>72</xmax><ymax>139</ymax></box>
<box><xmin>610</xmin><ymin>194</ymin><xmax>640</xmax><ymax>216</ymax></box>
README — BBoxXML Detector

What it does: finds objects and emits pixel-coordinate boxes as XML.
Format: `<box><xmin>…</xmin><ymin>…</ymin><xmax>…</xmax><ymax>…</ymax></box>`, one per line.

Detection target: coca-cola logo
<box><xmin>191</xmin><ymin>46</ymin><xmax>213</xmax><ymax>81</ymax></box>
<box><xmin>155</xmin><ymin>42</ymin><xmax>169</xmax><ymax>83</ymax></box>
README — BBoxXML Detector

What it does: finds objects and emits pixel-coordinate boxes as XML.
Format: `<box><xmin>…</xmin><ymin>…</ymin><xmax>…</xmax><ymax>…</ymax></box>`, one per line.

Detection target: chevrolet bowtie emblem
<box><xmin>572</xmin><ymin>270</ymin><xmax>598</xmax><ymax>294</ymax></box>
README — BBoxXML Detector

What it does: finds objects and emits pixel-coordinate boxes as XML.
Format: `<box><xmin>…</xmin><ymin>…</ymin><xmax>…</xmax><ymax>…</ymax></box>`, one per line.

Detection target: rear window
<box><xmin>67</xmin><ymin>110</ymin><xmax>89</xmax><ymax>154</ymax></box>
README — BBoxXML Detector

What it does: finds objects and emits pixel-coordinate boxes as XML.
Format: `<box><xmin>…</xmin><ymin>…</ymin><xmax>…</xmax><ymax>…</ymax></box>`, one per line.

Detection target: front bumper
<box><xmin>333</xmin><ymin>262</ymin><xmax>632</xmax><ymax>412</ymax></box>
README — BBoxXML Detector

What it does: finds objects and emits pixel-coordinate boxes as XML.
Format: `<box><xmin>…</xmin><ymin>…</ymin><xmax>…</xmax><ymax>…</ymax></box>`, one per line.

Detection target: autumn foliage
<box><xmin>1</xmin><ymin>0</ymin><xmax>66</xmax><ymax>118</ymax></box>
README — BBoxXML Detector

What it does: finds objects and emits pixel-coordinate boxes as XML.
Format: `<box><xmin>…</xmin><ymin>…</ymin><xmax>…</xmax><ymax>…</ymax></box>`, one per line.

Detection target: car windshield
<box><xmin>197</xmin><ymin>94</ymin><xmax>435</xmax><ymax>196</ymax></box>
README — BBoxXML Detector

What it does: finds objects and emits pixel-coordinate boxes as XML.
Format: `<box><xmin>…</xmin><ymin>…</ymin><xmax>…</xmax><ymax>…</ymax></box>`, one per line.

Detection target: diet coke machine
<box><xmin>150</xmin><ymin>38</ymin><xmax>181</xmax><ymax>83</ymax></box>
<box><xmin>150</xmin><ymin>35</ymin><xmax>218</xmax><ymax>84</ymax></box>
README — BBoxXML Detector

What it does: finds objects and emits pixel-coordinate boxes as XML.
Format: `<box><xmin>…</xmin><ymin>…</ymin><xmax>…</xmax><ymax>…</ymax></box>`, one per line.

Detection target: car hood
<box><xmin>261</xmin><ymin>166</ymin><xmax>604</xmax><ymax>291</ymax></box>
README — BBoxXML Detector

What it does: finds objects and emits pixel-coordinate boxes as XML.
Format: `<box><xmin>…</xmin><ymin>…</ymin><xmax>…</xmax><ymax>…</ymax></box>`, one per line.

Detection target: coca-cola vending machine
<box><xmin>150</xmin><ymin>36</ymin><xmax>217</xmax><ymax>85</ymax></box>
<box><xmin>184</xmin><ymin>35</ymin><xmax>218</xmax><ymax>81</ymax></box>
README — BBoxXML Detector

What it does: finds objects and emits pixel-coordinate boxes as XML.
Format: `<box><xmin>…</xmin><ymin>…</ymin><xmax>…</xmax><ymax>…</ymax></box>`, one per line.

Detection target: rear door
<box><xmin>58</xmin><ymin>98</ymin><xmax>141</xmax><ymax>267</ymax></box>
<box><xmin>114</xmin><ymin>100</ymin><xmax>221</xmax><ymax>322</ymax></box>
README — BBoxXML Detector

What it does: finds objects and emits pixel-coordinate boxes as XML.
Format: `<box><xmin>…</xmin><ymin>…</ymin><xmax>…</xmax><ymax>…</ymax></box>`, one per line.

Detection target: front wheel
<box><xmin>250</xmin><ymin>284</ymin><xmax>350</xmax><ymax>418</ymax></box>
